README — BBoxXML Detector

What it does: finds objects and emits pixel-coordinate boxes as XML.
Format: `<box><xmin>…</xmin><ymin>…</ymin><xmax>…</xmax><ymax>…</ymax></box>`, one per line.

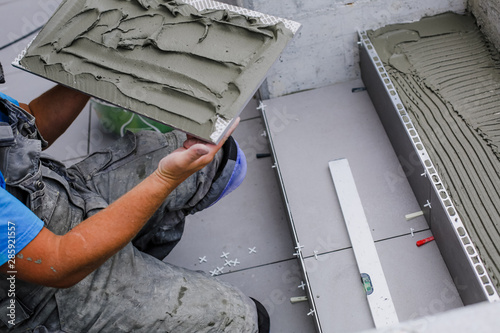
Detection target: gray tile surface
<box><xmin>264</xmin><ymin>80</ymin><xmax>430</xmax><ymax>257</ymax></box>
<box><xmin>44</xmin><ymin>103</ymin><xmax>91</xmax><ymax>163</ymax></box>
<box><xmin>305</xmin><ymin>230</ymin><xmax>463</xmax><ymax>333</ymax></box>
<box><xmin>0</xmin><ymin>0</ymin><xmax>62</xmax><ymax>72</ymax></box>
<box><xmin>219</xmin><ymin>259</ymin><xmax>317</xmax><ymax>333</ymax></box>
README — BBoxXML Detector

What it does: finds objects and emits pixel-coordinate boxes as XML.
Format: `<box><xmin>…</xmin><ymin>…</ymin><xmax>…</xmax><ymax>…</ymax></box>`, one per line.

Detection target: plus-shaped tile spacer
<box><xmin>256</xmin><ymin>101</ymin><xmax>267</xmax><ymax>111</ymax></box>
<box><xmin>307</xmin><ymin>309</ymin><xmax>315</xmax><ymax>316</ymax></box>
<box><xmin>220</xmin><ymin>252</ymin><xmax>230</xmax><ymax>259</ymax></box>
<box><xmin>248</xmin><ymin>247</ymin><xmax>257</xmax><ymax>254</ymax></box>
<box><xmin>232</xmin><ymin>259</ymin><xmax>240</xmax><ymax>266</ymax></box>
<box><xmin>298</xmin><ymin>281</ymin><xmax>306</xmax><ymax>290</ymax></box>
<box><xmin>224</xmin><ymin>259</ymin><xmax>232</xmax><ymax>267</ymax></box>
<box><xmin>210</xmin><ymin>269</ymin><xmax>219</xmax><ymax>276</ymax></box>
<box><xmin>199</xmin><ymin>256</ymin><xmax>207</xmax><ymax>263</ymax></box>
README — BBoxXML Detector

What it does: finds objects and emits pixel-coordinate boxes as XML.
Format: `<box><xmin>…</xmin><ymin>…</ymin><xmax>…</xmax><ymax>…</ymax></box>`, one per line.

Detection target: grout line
<box><xmin>373</xmin><ymin>227</ymin><xmax>431</xmax><ymax>244</ymax></box>
<box><xmin>217</xmin><ymin>257</ymin><xmax>299</xmax><ymax>276</ymax></box>
<box><xmin>301</xmin><ymin>227</ymin><xmax>432</xmax><ymax>260</ymax></box>
<box><xmin>0</xmin><ymin>26</ymin><xmax>42</xmax><ymax>50</ymax></box>
<box><xmin>240</xmin><ymin>115</ymin><xmax>261</xmax><ymax>122</ymax></box>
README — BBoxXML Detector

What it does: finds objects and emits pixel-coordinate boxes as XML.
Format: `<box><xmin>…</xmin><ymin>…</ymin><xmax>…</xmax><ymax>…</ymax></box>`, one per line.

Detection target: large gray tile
<box><xmin>88</xmin><ymin>104</ymin><xmax>122</xmax><ymax>154</ymax></box>
<box><xmin>0</xmin><ymin>0</ymin><xmax>62</xmax><ymax>50</ymax></box>
<box><xmin>305</xmin><ymin>249</ymin><xmax>374</xmax><ymax>333</ymax></box>
<box><xmin>305</xmin><ymin>230</ymin><xmax>462</xmax><ymax>333</ymax></box>
<box><xmin>219</xmin><ymin>259</ymin><xmax>316</xmax><ymax>333</ymax></box>
<box><xmin>264</xmin><ymin>80</ymin><xmax>429</xmax><ymax>257</ymax></box>
<box><xmin>44</xmin><ymin>103</ymin><xmax>91</xmax><ymax>162</ymax></box>
<box><xmin>0</xmin><ymin>38</ymin><xmax>32</xmax><ymax>77</ymax></box>
<box><xmin>166</xmin><ymin>117</ymin><xmax>295</xmax><ymax>273</ymax></box>
<box><xmin>376</xmin><ymin>230</ymin><xmax>463</xmax><ymax>322</ymax></box>
<box><xmin>239</xmin><ymin>94</ymin><xmax>260</xmax><ymax>121</ymax></box>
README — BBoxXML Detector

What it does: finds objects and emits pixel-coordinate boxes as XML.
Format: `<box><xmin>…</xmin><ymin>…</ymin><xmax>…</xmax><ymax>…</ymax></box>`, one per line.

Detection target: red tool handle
<box><xmin>416</xmin><ymin>236</ymin><xmax>435</xmax><ymax>247</ymax></box>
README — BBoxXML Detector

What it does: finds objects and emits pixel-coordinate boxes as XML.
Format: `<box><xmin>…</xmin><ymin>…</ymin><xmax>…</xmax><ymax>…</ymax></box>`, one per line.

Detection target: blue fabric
<box><xmin>0</xmin><ymin>170</ymin><xmax>44</xmax><ymax>266</ymax></box>
<box><xmin>0</xmin><ymin>91</ymin><xmax>18</xmax><ymax>123</ymax></box>
<box><xmin>0</xmin><ymin>92</ymin><xmax>19</xmax><ymax>106</ymax></box>
<box><xmin>218</xmin><ymin>140</ymin><xmax>247</xmax><ymax>201</ymax></box>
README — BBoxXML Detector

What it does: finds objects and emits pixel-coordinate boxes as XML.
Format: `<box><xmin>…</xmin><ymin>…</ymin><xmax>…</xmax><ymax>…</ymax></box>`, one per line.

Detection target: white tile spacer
<box><xmin>292</xmin><ymin>250</ymin><xmax>301</xmax><ymax>257</ymax></box>
<box><xmin>199</xmin><ymin>256</ymin><xmax>207</xmax><ymax>263</ymax></box>
<box><xmin>232</xmin><ymin>258</ymin><xmax>240</xmax><ymax>266</ymax></box>
<box><xmin>295</xmin><ymin>243</ymin><xmax>304</xmax><ymax>252</ymax></box>
<box><xmin>248</xmin><ymin>247</ymin><xmax>257</xmax><ymax>254</ymax></box>
<box><xmin>410</xmin><ymin>228</ymin><xmax>415</xmax><ymax>237</ymax></box>
<box><xmin>307</xmin><ymin>309</ymin><xmax>315</xmax><ymax>316</ymax></box>
<box><xmin>256</xmin><ymin>101</ymin><xmax>267</xmax><ymax>111</ymax></box>
<box><xmin>313</xmin><ymin>250</ymin><xmax>319</xmax><ymax>260</ymax></box>
<box><xmin>216</xmin><ymin>266</ymin><xmax>224</xmax><ymax>274</ymax></box>
<box><xmin>210</xmin><ymin>269</ymin><xmax>219</xmax><ymax>276</ymax></box>
<box><xmin>260</xmin><ymin>130</ymin><xmax>267</xmax><ymax>137</ymax></box>
<box><xmin>424</xmin><ymin>200</ymin><xmax>432</xmax><ymax>209</ymax></box>
<box><xmin>298</xmin><ymin>281</ymin><xmax>306</xmax><ymax>290</ymax></box>
<box><xmin>220</xmin><ymin>252</ymin><xmax>230</xmax><ymax>259</ymax></box>
<box><xmin>224</xmin><ymin>259</ymin><xmax>232</xmax><ymax>267</ymax></box>
<box><xmin>421</xmin><ymin>171</ymin><xmax>427</xmax><ymax>177</ymax></box>
<box><xmin>290</xmin><ymin>296</ymin><xmax>308</xmax><ymax>304</ymax></box>
<box><xmin>405</xmin><ymin>211</ymin><xmax>424</xmax><ymax>221</ymax></box>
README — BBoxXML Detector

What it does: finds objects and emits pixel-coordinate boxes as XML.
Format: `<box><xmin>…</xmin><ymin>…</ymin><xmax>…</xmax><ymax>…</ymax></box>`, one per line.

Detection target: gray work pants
<box><xmin>0</xmin><ymin>99</ymin><xmax>258</xmax><ymax>332</ymax></box>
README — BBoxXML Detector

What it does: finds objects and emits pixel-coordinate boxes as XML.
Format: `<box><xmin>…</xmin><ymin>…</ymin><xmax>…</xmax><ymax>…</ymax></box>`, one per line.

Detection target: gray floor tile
<box><xmin>44</xmin><ymin>103</ymin><xmax>91</xmax><ymax>162</ymax></box>
<box><xmin>239</xmin><ymin>94</ymin><xmax>260</xmax><ymax>120</ymax></box>
<box><xmin>0</xmin><ymin>0</ymin><xmax>62</xmax><ymax>65</ymax></box>
<box><xmin>218</xmin><ymin>259</ymin><xmax>317</xmax><ymax>333</ymax></box>
<box><xmin>376</xmin><ymin>230</ymin><xmax>463</xmax><ymax>322</ymax></box>
<box><xmin>264</xmin><ymin>80</ymin><xmax>429</xmax><ymax>257</ymax></box>
<box><xmin>88</xmin><ymin>103</ymin><xmax>122</xmax><ymax>154</ymax></box>
<box><xmin>305</xmin><ymin>230</ymin><xmax>462</xmax><ymax>333</ymax></box>
<box><xmin>166</xmin><ymin>117</ymin><xmax>296</xmax><ymax>272</ymax></box>
<box><xmin>305</xmin><ymin>249</ymin><xmax>374</xmax><ymax>333</ymax></box>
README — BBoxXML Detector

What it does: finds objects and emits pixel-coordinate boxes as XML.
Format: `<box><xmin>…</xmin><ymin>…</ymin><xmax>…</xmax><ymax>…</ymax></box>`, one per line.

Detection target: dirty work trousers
<box><xmin>0</xmin><ymin>98</ymin><xmax>258</xmax><ymax>332</ymax></box>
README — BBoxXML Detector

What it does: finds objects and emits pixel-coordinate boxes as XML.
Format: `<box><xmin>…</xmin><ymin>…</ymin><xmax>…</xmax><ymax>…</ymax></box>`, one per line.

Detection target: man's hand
<box><xmin>155</xmin><ymin>118</ymin><xmax>240</xmax><ymax>187</ymax></box>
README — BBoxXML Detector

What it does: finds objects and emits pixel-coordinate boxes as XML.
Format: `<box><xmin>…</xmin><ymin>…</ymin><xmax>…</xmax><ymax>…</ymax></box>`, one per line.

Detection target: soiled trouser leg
<box><xmin>53</xmin><ymin>241</ymin><xmax>258</xmax><ymax>332</ymax></box>
<box><xmin>51</xmin><ymin>130</ymin><xmax>259</xmax><ymax>332</ymax></box>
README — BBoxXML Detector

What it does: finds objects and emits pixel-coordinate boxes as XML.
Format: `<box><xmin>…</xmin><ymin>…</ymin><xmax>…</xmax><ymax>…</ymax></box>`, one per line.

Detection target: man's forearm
<box><xmin>53</xmin><ymin>171</ymin><xmax>181</xmax><ymax>287</ymax></box>
<box><xmin>20</xmin><ymin>85</ymin><xmax>90</xmax><ymax>146</ymax></box>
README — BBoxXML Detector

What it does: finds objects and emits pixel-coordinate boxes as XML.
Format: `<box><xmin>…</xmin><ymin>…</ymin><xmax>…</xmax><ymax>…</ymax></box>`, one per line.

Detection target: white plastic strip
<box><xmin>329</xmin><ymin>158</ymin><xmax>399</xmax><ymax>328</ymax></box>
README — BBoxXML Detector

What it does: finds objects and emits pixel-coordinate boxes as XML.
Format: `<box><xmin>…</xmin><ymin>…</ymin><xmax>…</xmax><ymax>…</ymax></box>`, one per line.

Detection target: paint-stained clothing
<box><xmin>0</xmin><ymin>96</ymin><xmax>258</xmax><ymax>332</ymax></box>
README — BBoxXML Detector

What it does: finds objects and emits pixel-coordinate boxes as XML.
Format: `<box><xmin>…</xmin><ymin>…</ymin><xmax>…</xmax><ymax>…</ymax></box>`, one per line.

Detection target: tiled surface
<box><xmin>219</xmin><ymin>259</ymin><xmax>317</xmax><ymax>333</ymax></box>
<box><xmin>305</xmin><ymin>230</ymin><xmax>463</xmax><ymax>333</ymax></box>
<box><xmin>264</xmin><ymin>80</ymin><xmax>430</xmax><ymax>257</ymax></box>
<box><xmin>264</xmin><ymin>81</ymin><xmax>463</xmax><ymax>332</ymax></box>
